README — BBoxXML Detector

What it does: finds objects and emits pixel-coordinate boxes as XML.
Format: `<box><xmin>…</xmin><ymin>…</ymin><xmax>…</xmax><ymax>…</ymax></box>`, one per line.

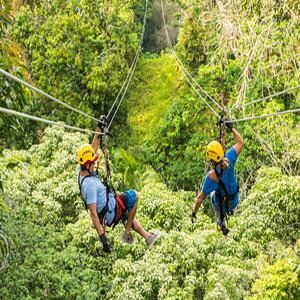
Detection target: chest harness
<box><xmin>214</xmin><ymin>167</ymin><xmax>239</xmax><ymax>224</ymax></box>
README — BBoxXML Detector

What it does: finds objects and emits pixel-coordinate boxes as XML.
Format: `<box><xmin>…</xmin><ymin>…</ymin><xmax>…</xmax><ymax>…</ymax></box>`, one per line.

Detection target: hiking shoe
<box><xmin>121</xmin><ymin>231</ymin><xmax>134</xmax><ymax>245</ymax></box>
<box><xmin>146</xmin><ymin>232</ymin><xmax>161</xmax><ymax>248</ymax></box>
<box><xmin>221</xmin><ymin>225</ymin><xmax>229</xmax><ymax>236</ymax></box>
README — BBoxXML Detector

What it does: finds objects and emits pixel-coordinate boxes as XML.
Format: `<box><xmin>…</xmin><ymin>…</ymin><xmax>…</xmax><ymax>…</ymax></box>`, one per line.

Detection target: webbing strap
<box><xmin>78</xmin><ymin>173</ymin><xmax>93</xmax><ymax>210</ymax></box>
<box><xmin>78</xmin><ymin>173</ymin><xmax>112</xmax><ymax>224</ymax></box>
<box><xmin>214</xmin><ymin>168</ymin><xmax>238</xmax><ymax>220</ymax></box>
<box><xmin>214</xmin><ymin>168</ymin><xmax>230</xmax><ymax>198</ymax></box>
<box><xmin>215</xmin><ymin>168</ymin><xmax>225</xmax><ymax>224</ymax></box>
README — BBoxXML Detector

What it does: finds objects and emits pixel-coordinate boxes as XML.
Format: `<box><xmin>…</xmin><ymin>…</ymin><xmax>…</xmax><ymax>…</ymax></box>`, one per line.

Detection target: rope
<box><xmin>237</xmin><ymin>84</ymin><xmax>300</xmax><ymax>109</ymax></box>
<box><xmin>0</xmin><ymin>69</ymin><xmax>101</xmax><ymax>122</ymax></box>
<box><xmin>106</xmin><ymin>0</ymin><xmax>149</xmax><ymax>129</ymax></box>
<box><xmin>228</xmin><ymin>107</ymin><xmax>300</xmax><ymax>123</ymax></box>
<box><xmin>160</xmin><ymin>0</ymin><xmax>223</xmax><ymax>114</ymax></box>
<box><xmin>0</xmin><ymin>107</ymin><xmax>104</xmax><ymax>135</ymax></box>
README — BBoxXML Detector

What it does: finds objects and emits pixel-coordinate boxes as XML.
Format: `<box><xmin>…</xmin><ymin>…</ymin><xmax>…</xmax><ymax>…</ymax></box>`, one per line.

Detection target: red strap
<box><xmin>116</xmin><ymin>195</ymin><xmax>126</xmax><ymax>210</ymax></box>
<box><xmin>115</xmin><ymin>194</ymin><xmax>126</xmax><ymax>220</ymax></box>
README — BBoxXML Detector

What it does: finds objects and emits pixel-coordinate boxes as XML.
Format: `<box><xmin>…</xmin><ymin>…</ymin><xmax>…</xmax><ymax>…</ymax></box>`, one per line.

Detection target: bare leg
<box><xmin>125</xmin><ymin>199</ymin><xmax>138</xmax><ymax>234</ymax></box>
<box><xmin>132</xmin><ymin>218</ymin><xmax>151</xmax><ymax>240</ymax></box>
<box><xmin>123</xmin><ymin>193</ymin><xmax>151</xmax><ymax>241</ymax></box>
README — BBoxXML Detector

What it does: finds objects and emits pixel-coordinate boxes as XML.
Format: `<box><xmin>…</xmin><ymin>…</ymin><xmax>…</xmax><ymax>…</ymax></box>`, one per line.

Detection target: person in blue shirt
<box><xmin>77</xmin><ymin>126</ymin><xmax>160</xmax><ymax>253</ymax></box>
<box><xmin>191</xmin><ymin>121</ymin><xmax>244</xmax><ymax>235</ymax></box>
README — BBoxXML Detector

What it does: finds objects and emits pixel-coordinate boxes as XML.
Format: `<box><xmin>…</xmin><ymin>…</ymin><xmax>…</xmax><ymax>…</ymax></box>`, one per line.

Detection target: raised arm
<box><xmin>91</xmin><ymin>127</ymin><xmax>102</xmax><ymax>153</ymax></box>
<box><xmin>232</xmin><ymin>128</ymin><xmax>244</xmax><ymax>156</ymax></box>
<box><xmin>226</xmin><ymin>120</ymin><xmax>244</xmax><ymax>156</ymax></box>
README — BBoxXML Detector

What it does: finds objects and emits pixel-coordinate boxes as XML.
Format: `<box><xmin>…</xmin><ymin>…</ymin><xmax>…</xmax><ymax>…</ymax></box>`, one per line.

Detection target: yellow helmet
<box><xmin>206</xmin><ymin>141</ymin><xmax>224</xmax><ymax>163</ymax></box>
<box><xmin>77</xmin><ymin>144</ymin><xmax>98</xmax><ymax>166</ymax></box>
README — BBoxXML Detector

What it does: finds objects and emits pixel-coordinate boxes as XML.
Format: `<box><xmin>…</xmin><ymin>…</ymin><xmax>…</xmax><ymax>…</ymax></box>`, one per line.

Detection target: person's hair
<box><xmin>220</xmin><ymin>158</ymin><xmax>230</xmax><ymax>170</ymax></box>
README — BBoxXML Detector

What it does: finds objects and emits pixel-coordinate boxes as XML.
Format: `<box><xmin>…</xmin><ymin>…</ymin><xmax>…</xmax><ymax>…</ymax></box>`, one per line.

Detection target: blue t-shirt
<box><xmin>202</xmin><ymin>147</ymin><xmax>238</xmax><ymax>203</ymax></box>
<box><xmin>79</xmin><ymin>172</ymin><xmax>116</xmax><ymax>226</ymax></box>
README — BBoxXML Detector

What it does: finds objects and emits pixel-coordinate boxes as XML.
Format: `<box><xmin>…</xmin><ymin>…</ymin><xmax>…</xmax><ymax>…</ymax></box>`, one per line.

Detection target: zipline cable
<box><xmin>228</xmin><ymin>107</ymin><xmax>300</xmax><ymax>123</ymax></box>
<box><xmin>161</xmin><ymin>14</ymin><xmax>220</xmax><ymax>118</ymax></box>
<box><xmin>173</xmin><ymin>54</ymin><xmax>220</xmax><ymax>117</ymax></box>
<box><xmin>106</xmin><ymin>50</ymin><xmax>139</xmax><ymax>119</ymax></box>
<box><xmin>0</xmin><ymin>107</ymin><xmax>104</xmax><ymax>135</ymax></box>
<box><xmin>106</xmin><ymin>0</ymin><xmax>149</xmax><ymax>128</ymax></box>
<box><xmin>160</xmin><ymin>0</ymin><xmax>223</xmax><ymax>113</ymax></box>
<box><xmin>161</xmin><ymin>0</ymin><xmax>220</xmax><ymax>117</ymax></box>
<box><xmin>107</xmin><ymin>53</ymin><xmax>139</xmax><ymax>129</ymax></box>
<box><xmin>0</xmin><ymin>69</ymin><xmax>101</xmax><ymax>122</ymax></box>
<box><xmin>234</xmin><ymin>84</ymin><xmax>300</xmax><ymax>110</ymax></box>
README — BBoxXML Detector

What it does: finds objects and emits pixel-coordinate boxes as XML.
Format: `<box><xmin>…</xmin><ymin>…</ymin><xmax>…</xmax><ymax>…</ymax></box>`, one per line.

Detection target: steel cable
<box><xmin>160</xmin><ymin>0</ymin><xmax>223</xmax><ymax>114</ymax></box>
<box><xmin>0</xmin><ymin>107</ymin><xmax>104</xmax><ymax>135</ymax></box>
<box><xmin>228</xmin><ymin>107</ymin><xmax>300</xmax><ymax>123</ymax></box>
<box><xmin>106</xmin><ymin>0</ymin><xmax>149</xmax><ymax>128</ymax></box>
<box><xmin>0</xmin><ymin>69</ymin><xmax>101</xmax><ymax>122</ymax></box>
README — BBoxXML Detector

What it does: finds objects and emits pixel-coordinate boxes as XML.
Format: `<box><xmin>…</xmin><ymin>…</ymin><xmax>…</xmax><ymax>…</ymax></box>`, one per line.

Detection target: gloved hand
<box><xmin>99</xmin><ymin>233</ymin><xmax>111</xmax><ymax>253</ymax></box>
<box><xmin>191</xmin><ymin>210</ymin><xmax>197</xmax><ymax>224</ymax></box>
<box><xmin>225</xmin><ymin>119</ymin><xmax>234</xmax><ymax>131</ymax></box>
<box><xmin>98</xmin><ymin>115</ymin><xmax>107</xmax><ymax>131</ymax></box>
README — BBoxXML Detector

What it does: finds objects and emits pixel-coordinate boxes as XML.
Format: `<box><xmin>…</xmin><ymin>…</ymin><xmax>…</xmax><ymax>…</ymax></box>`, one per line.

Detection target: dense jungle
<box><xmin>0</xmin><ymin>0</ymin><xmax>299</xmax><ymax>299</ymax></box>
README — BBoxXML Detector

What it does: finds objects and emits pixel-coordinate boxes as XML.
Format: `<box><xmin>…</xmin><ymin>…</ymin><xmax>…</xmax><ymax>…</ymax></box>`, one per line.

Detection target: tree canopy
<box><xmin>0</xmin><ymin>0</ymin><xmax>299</xmax><ymax>299</ymax></box>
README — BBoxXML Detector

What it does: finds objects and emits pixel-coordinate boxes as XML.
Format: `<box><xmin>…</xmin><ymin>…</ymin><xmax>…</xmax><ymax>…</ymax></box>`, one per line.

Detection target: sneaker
<box><xmin>121</xmin><ymin>231</ymin><xmax>134</xmax><ymax>245</ymax></box>
<box><xmin>146</xmin><ymin>232</ymin><xmax>161</xmax><ymax>248</ymax></box>
<box><xmin>220</xmin><ymin>225</ymin><xmax>229</xmax><ymax>236</ymax></box>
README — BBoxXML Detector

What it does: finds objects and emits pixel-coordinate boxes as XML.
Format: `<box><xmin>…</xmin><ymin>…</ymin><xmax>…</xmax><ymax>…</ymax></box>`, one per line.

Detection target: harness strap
<box><xmin>111</xmin><ymin>194</ymin><xmax>127</xmax><ymax>229</ymax></box>
<box><xmin>214</xmin><ymin>168</ymin><xmax>238</xmax><ymax>222</ymax></box>
<box><xmin>97</xmin><ymin>180</ymin><xmax>115</xmax><ymax>225</ymax></box>
<box><xmin>78</xmin><ymin>173</ymin><xmax>113</xmax><ymax>226</ymax></box>
<box><xmin>78</xmin><ymin>173</ymin><xmax>93</xmax><ymax>210</ymax></box>
<box><xmin>215</xmin><ymin>168</ymin><xmax>225</xmax><ymax>224</ymax></box>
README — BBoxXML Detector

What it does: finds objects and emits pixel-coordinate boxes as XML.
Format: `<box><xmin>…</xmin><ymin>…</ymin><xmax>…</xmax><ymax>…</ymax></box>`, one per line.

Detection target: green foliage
<box><xmin>248</xmin><ymin>248</ymin><xmax>300</xmax><ymax>300</ymax></box>
<box><xmin>143</xmin><ymin>0</ymin><xmax>180</xmax><ymax>54</ymax></box>
<box><xmin>0</xmin><ymin>126</ymin><xmax>300</xmax><ymax>299</ymax></box>
<box><xmin>237</xmin><ymin>167</ymin><xmax>300</xmax><ymax>243</ymax></box>
<box><xmin>12</xmin><ymin>0</ymin><xmax>143</xmax><ymax>129</ymax></box>
<box><xmin>1</xmin><ymin>0</ymin><xmax>300</xmax><ymax>298</ymax></box>
<box><xmin>176</xmin><ymin>5</ymin><xmax>210</xmax><ymax>69</ymax></box>
<box><xmin>139</xmin><ymin>179</ymin><xmax>192</xmax><ymax>231</ymax></box>
<box><xmin>112</xmin><ymin>148</ymin><xmax>141</xmax><ymax>190</ymax></box>
<box><xmin>119</xmin><ymin>0</ymin><xmax>300</xmax><ymax>191</ymax></box>
<box><xmin>0</xmin><ymin>0</ymin><xmax>38</xmax><ymax>151</ymax></box>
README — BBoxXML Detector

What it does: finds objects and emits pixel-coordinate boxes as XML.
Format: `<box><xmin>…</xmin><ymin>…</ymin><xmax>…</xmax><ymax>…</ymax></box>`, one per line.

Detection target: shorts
<box><xmin>121</xmin><ymin>189</ymin><xmax>137</xmax><ymax>212</ymax></box>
